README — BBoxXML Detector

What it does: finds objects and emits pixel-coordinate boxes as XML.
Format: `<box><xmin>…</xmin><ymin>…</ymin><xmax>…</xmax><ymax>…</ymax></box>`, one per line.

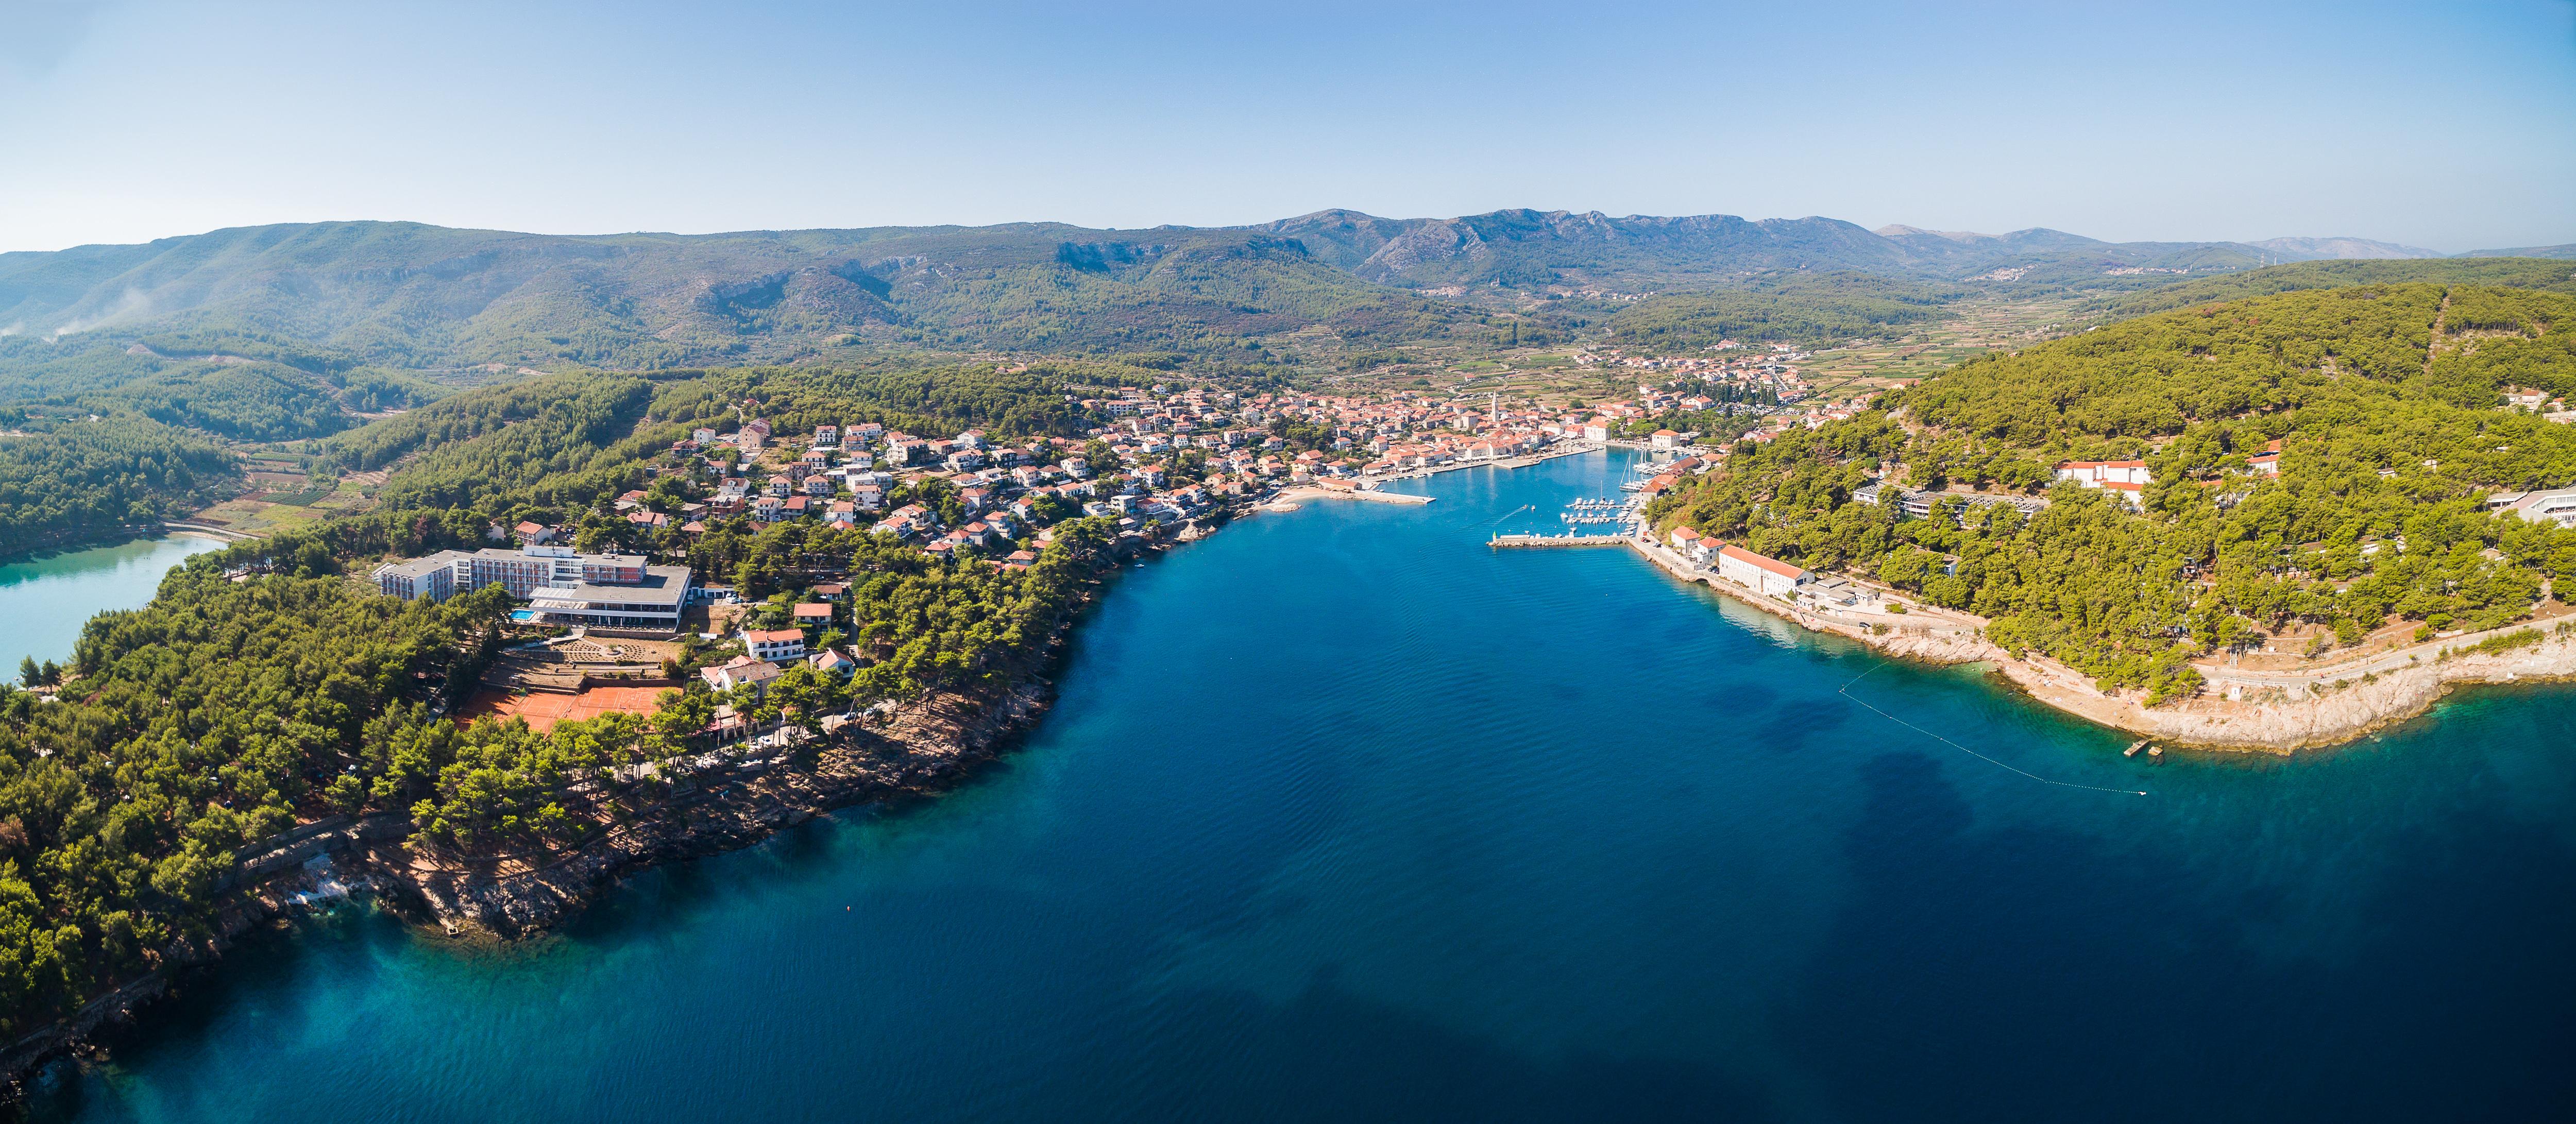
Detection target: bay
<box><xmin>0</xmin><ymin>536</ymin><xmax>225</xmax><ymax>676</ymax></box>
<box><xmin>29</xmin><ymin>452</ymin><xmax>2576</xmax><ymax>1121</ymax></box>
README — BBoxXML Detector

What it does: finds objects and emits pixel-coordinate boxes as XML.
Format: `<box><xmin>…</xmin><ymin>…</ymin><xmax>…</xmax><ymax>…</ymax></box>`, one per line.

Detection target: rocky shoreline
<box><xmin>1992</xmin><ymin>629</ymin><xmax>2576</xmax><ymax>752</ymax></box>
<box><xmin>408</xmin><ymin>671</ymin><xmax>1056</xmax><ymax>936</ymax></box>
<box><xmin>1622</xmin><ymin>532</ymin><xmax>2576</xmax><ymax>753</ymax></box>
<box><xmin>6</xmin><ymin>486</ymin><xmax>1247</xmax><ymax>1095</ymax></box>
<box><xmin>0</xmin><ymin>658</ymin><xmax>1067</xmax><ymax>1098</ymax></box>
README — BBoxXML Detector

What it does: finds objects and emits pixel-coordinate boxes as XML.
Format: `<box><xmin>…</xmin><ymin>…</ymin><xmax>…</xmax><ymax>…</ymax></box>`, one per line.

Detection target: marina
<box><xmin>1554</xmin><ymin>493</ymin><xmax>1648</xmax><ymax>526</ymax></box>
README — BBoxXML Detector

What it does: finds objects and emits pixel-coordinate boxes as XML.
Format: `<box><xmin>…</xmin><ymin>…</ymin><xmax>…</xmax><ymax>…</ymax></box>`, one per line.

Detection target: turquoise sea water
<box><xmin>0</xmin><ymin>536</ymin><xmax>223</xmax><ymax>675</ymax></box>
<box><xmin>27</xmin><ymin>452</ymin><xmax>2576</xmax><ymax>1121</ymax></box>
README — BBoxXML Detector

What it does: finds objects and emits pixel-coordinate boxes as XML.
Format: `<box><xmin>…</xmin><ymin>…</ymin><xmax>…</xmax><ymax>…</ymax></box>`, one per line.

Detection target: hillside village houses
<box><xmin>2054</xmin><ymin>458</ymin><xmax>2151</xmax><ymax>506</ymax></box>
<box><xmin>701</xmin><ymin>654</ymin><xmax>783</xmax><ymax>694</ymax></box>
<box><xmin>374</xmin><ymin>374</ymin><xmax>1817</xmax><ymax>705</ymax></box>
<box><xmin>1574</xmin><ymin>343</ymin><xmax>1815</xmax><ymax>406</ymax></box>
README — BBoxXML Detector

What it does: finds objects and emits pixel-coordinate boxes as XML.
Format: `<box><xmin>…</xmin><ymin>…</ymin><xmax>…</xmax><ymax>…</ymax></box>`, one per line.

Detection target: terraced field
<box><xmin>1797</xmin><ymin>295</ymin><xmax>2101</xmax><ymax>398</ymax></box>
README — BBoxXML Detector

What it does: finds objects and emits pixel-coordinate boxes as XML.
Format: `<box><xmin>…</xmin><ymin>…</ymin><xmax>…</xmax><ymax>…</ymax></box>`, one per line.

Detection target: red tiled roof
<box><xmin>1718</xmin><ymin>544</ymin><xmax>1803</xmax><ymax>579</ymax></box>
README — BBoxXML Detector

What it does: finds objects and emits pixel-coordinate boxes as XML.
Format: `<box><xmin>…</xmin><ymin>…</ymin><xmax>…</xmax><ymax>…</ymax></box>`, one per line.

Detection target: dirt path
<box><xmin>2424</xmin><ymin>286</ymin><xmax>2453</xmax><ymax>374</ymax></box>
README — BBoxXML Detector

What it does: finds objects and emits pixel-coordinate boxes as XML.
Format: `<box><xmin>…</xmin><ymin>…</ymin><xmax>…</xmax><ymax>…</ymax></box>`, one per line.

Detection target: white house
<box><xmin>2056</xmin><ymin>459</ymin><xmax>2150</xmax><ymax>507</ymax></box>
<box><xmin>742</xmin><ymin>627</ymin><xmax>807</xmax><ymax>663</ymax></box>
<box><xmin>2055</xmin><ymin>459</ymin><xmax>2151</xmax><ymax>487</ymax></box>
<box><xmin>701</xmin><ymin>655</ymin><xmax>783</xmax><ymax>694</ymax></box>
<box><xmin>1716</xmin><ymin>544</ymin><xmax>1808</xmax><ymax>598</ymax></box>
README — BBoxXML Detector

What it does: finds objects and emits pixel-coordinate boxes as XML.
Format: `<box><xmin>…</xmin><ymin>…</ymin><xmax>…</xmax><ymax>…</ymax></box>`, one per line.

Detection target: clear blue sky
<box><xmin>1</xmin><ymin>0</ymin><xmax>2569</xmax><ymax>253</ymax></box>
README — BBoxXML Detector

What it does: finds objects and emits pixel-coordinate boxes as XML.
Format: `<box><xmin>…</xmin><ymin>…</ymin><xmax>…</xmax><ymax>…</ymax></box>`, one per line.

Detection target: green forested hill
<box><xmin>0</xmin><ymin>566</ymin><xmax>514</xmax><ymax>1028</ymax></box>
<box><xmin>0</xmin><ymin>332</ymin><xmax>461</xmax><ymax>554</ymax></box>
<box><xmin>0</xmin><ymin>359</ymin><xmax>1137</xmax><ymax>1032</ymax></box>
<box><xmin>2101</xmin><ymin>258</ymin><xmax>2576</xmax><ymax>316</ymax></box>
<box><xmin>2461</xmin><ymin>244</ymin><xmax>2576</xmax><ymax>260</ymax></box>
<box><xmin>0</xmin><ymin>221</ymin><xmax>1462</xmax><ymax>374</ymax></box>
<box><xmin>1263</xmin><ymin>210</ymin><xmax>2275</xmax><ymax>293</ymax></box>
<box><xmin>1652</xmin><ymin>282</ymin><xmax>2576</xmax><ymax>702</ymax></box>
<box><xmin>1267</xmin><ymin>209</ymin><xmax>1921</xmax><ymax>288</ymax></box>
<box><xmin>0</xmin><ymin>416</ymin><xmax>240</xmax><ymax>550</ymax></box>
<box><xmin>1605</xmin><ymin>273</ymin><xmax>1961</xmax><ymax>351</ymax></box>
<box><xmin>318</xmin><ymin>359</ymin><xmax>1126</xmax><ymax>531</ymax></box>
<box><xmin>0</xmin><ymin>212</ymin><xmax>2347</xmax><ymax>381</ymax></box>
<box><xmin>0</xmin><ymin>334</ymin><xmax>450</xmax><ymax>441</ymax></box>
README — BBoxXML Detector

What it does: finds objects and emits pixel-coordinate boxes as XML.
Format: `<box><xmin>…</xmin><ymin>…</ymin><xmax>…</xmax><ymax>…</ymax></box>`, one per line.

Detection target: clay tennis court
<box><xmin>456</xmin><ymin>686</ymin><xmax>669</xmax><ymax>733</ymax></box>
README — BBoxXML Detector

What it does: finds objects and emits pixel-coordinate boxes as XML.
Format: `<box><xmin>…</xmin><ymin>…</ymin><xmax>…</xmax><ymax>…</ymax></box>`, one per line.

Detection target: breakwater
<box><xmin>1489</xmin><ymin>532</ymin><xmax>1628</xmax><ymax>548</ymax></box>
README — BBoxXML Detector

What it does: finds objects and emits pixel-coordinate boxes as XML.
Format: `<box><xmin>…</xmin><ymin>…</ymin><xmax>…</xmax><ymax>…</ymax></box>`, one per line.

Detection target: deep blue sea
<box><xmin>29</xmin><ymin>451</ymin><xmax>2576</xmax><ymax>1122</ymax></box>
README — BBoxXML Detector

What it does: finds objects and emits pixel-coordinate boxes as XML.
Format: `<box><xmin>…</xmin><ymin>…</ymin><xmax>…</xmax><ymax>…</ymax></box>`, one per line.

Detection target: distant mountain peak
<box><xmin>2248</xmin><ymin>236</ymin><xmax>2443</xmax><ymax>261</ymax></box>
<box><xmin>1874</xmin><ymin>224</ymin><xmax>1996</xmax><ymax>242</ymax></box>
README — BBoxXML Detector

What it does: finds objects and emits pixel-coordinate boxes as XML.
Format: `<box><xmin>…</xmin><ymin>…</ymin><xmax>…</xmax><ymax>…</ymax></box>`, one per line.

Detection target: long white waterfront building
<box><xmin>372</xmin><ymin>546</ymin><xmax>694</xmax><ymax>633</ymax></box>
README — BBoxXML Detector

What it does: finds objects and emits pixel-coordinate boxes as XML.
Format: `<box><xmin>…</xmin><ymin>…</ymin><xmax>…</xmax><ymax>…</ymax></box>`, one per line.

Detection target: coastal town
<box><xmin>13</xmin><ymin>10</ymin><xmax>2574</xmax><ymax>1112</ymax></box>
<box><xmin>312</xmin><ymin>327</ymin><xmax>2576</xmax><ymax>771</ymax></box>
<box><xmin>353</xmin><ymin>323</ymin><xmax>2405</xmax><ymax>757</ymax></box>
<box><xmin>346</xmin><ymin>377</ymin><xmax>1776</xmax><ymax>744</ymax></box>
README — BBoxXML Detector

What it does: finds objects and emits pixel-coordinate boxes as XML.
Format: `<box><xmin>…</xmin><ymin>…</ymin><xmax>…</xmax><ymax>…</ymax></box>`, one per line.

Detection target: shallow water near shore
<box><xmin>29</xmin><ymin>452</ymin><xmax>2576</xmax><ymax>1122</ymax></box>
<box><xmin>0</xmin><ymin>535</ymin><xmax>223</xmax><ymax>675</ymax></box>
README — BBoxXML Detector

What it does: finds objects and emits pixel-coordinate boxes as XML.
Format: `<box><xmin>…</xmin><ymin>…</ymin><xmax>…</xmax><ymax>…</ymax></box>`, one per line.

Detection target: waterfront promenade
<box><xmin>1361</xmin><ymin>441</ymin><xmax>1601</xmax><ymax>483</ymax></box>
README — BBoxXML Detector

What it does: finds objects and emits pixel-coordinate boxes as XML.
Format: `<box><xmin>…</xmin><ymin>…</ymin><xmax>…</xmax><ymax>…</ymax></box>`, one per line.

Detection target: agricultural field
<box><xmin>1794</xmin><ymin>295</ymin><xmax>2102</xmax><ymax>398</ymax></box>
<box><xmin>188</xmin><ymin>456</ymin><xmax>386</xmax><ymax>537</ymax></box>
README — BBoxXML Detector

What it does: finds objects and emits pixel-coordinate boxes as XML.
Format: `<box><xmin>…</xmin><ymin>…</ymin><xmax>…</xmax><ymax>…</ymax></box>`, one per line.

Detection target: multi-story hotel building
<box><xmin>372</xmin><ymin>546</ymin><xmax>693</xmax><ymax>633</ymax></box>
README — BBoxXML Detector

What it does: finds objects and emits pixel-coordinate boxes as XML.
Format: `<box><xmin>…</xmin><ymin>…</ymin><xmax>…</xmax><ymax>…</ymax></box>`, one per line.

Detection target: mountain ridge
<box><xmin>1</xmin><ymin>211</ymin><xmax>2565</xmax><ymax>373</ymax></box>
<box><xmin>2245</xmin><ymin>235</ymin><xmax>2445</xmax><ymax>260</ymax></box>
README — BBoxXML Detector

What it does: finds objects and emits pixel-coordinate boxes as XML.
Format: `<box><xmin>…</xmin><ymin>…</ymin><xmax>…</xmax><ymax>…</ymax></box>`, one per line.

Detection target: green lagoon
<box><xmin>0</xmin><ymin>536</ymin><xmax>224</xmax><ymax>676</ymax></box>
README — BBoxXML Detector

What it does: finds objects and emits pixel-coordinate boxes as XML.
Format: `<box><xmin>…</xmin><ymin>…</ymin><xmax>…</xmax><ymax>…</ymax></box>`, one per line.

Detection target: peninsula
<box><xmin>1639</xmin><ymin>276</ymin><xmax>2576</xmax><ymax>751</ymax></box>
<box><xmin>0</xmin><ymin>361</ymin><xmax>1669</xmax><ymax>1084</ymax></box>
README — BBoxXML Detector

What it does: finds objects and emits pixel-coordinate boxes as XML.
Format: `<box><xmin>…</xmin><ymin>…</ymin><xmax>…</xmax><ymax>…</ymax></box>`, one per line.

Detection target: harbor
<box><xmin>1556</xmin><ymin>496</ymin><xmax>1637</xmax><ymax>526</ymax></box>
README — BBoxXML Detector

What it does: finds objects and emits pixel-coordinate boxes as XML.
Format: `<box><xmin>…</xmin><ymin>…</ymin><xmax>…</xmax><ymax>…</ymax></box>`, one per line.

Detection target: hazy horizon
<box><xmin>0</xmin><ymin>210</ymin><xmax>2537</xmax><ymax>260</ymax></box>
<box><xmin>3</xmin><ymin>0</ymin><xmax>2571</xmax><ymax>255</ymax></box>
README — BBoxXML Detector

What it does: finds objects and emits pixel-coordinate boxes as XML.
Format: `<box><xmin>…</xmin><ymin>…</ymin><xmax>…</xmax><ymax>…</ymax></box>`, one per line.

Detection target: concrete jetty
<box><xmin>1490</xmin><ymin>533</ymin><xmax>1629</xmax><ymax>548</ymax></box>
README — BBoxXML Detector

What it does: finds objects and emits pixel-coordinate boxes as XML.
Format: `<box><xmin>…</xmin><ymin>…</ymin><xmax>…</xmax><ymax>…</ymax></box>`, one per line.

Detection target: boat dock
<box><xmin>1554</xmin><ymin>494</ymin><xmax>1646</xmax><ymax>527</ymax></box>
<box><xmin>1490</xmin><ymin>533</ymin><xmax>1632</xmax><ymax>548</ymax></box>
